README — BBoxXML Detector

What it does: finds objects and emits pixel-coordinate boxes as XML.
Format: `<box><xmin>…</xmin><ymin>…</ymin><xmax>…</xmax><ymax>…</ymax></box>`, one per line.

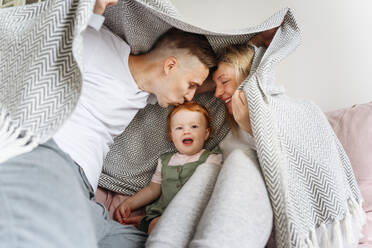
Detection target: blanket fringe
<box><xmin>342</xmin><ymin>209</ymin><xmax>353</xmax><ymax>244</ymax></box>
<box><xmin>305</xmin><ymin>237</ymin><xmax>314</xmax><ymax>248</ymax></box>
<box><xmin>332</xmin><ymin>219</ymin><xmax>343</xmax><ymax>248</ymax></box>
<box><xmin>320</xmin><ymin>223</ymin><xmax>331</xmax><ymax>248</ymax></box>
<box><xmin>0</xmin><ymin>107</ymin><xmax>39</xmax><ymax>163</ymax></box>
<box><xmin>350</xmin><ymin>198</ymin><xmax>366</xmax><ymax>239</ymax></box>
<box><xmin>350</xmin><ymin>198</ymin><xmax>366</xmax><ymax>226</ymax></box>
<box><xmin>310</xmin><ymin>229</ymin><xmax>319</xmax><ymax>248</ymax></box>
<box><xmin>306</xmin><ymin>198</ymin><xmax>365</xmax><ymax>248</ymax></box>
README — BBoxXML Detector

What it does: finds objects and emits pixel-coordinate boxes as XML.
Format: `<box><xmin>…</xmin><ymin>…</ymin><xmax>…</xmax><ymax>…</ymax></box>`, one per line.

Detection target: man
<box><xmin>0</xmin><ymin>0</ymin><xmax>216</xmax><ymax>247</ymax></box>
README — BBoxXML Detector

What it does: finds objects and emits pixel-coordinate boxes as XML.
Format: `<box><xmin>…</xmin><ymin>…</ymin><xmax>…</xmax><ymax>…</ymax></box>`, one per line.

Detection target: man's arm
<box><xmin>93</xmin><ymin>0</ymin><xmax>118</xmax><ymax>15</ymax></box>
<box><xmin>88</xmin><ymin>0</ymin><xmax>118</xmax><ymax>31</ymax></box>
<box><xmin>248</xmin><ymin>27</ymin><xmax>279</xmax><ymax>47</ymax></box>
<box><xmin>249</xmin><ymin>17</ymin><xmax>285</xmax><ymax>47</ymax></box>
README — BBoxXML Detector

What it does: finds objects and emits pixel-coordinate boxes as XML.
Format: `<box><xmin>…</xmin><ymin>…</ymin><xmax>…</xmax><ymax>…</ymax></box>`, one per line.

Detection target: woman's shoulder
<box><xmin>206</xmin><ymin>152</ymin><xmax>223</xmax><ymax>166</ymax></box>
<box><xmin>219</xmin><ymin>129</ymin><xmax>256</xmax><ymax>158</ymax></box>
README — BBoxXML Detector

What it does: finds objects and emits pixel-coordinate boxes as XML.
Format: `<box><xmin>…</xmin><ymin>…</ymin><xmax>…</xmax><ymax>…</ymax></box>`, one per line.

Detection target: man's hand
<box><xmin>249</xmin><ymin>16</ymin><xmax>285</xmax><ymax>48</ymax></box>
<box><xmin>249</xmin><ymin>27</ymin><xmax>279</xmax><ymax>47</ymax></box>
<box><xmin>94</xmin><ymin>0</ymin><xmax>118</xmax><ymax>15</ymax></box>
<box><xmin>231</xmin><ymin>90</ymin><xmax>253</xmax><ymax>135</ymax></box>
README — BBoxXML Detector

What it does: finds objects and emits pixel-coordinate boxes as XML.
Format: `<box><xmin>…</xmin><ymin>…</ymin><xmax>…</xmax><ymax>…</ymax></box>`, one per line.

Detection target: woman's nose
<box><xmin>214</xmin><ymin>86</ymin><xmax>223</xmax><ymax>98</ymax></box>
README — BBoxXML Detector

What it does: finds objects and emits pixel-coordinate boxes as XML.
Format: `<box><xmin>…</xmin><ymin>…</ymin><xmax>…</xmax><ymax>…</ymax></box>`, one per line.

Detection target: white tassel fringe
<box><xmin>342</xmin><ymin>209</ymin><xmax>353</xmax><ymax>244</ymax></box>
<box><xmin>320</xmin><ymin>223</ymin><xmax>331</xmax><ymax>248</ymax></box>
<box><xmin>0</xmin><ymin>108</ymin><xmax>39</xmax><ymax>163</ymax></box>
<box><xmin>308</xmin><ymin>198</ymin><xmax>366</xmax><ymax>248</ymax></box>
<box><xmin>332</xmin><ymin>219</ymin><xmax>343</xmax><ymax>248</ymax></box>
<box><xmin>305</xmin><ymin>237</ymin><xmax>314</xmax><ymax>248</ymax></box>
<box><xmin>310</xmin><ymin>229</ymin><xmax>319</xmax><ymax>248</ymax></box>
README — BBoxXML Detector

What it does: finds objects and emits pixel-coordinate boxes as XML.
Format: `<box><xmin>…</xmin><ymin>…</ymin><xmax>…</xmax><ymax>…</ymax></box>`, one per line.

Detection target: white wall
<box><xmin>170</xmin><ymin>0</ymin><xmax>372</xmax><ymax>111</ymax></box>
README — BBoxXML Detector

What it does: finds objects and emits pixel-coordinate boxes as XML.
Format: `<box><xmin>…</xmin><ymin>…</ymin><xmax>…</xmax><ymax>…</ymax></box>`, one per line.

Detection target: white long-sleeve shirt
<box><xmin>54</xmin><ymin>15</ymin><xmax>151</xmax><ymax>191</ymax></box>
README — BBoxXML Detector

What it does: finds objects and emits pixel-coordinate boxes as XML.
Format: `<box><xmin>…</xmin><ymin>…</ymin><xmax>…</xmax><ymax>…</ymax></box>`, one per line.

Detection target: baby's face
<box><xmin>170</xmin><ymin>109</ymin><xmax>210</xmax><ymax>156</ymax></box>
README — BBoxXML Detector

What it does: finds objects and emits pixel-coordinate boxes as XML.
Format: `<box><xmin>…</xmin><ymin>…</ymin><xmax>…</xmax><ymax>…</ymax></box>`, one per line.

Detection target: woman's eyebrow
<box><xmin>213</xmin><ymin>73</ymin><xmax>224</xmax><ymax>81</ymax></box>
<box><xmin>218</xmin><ymin>74</ymin><xmax>225</xmax><ymax>80</ymax></box>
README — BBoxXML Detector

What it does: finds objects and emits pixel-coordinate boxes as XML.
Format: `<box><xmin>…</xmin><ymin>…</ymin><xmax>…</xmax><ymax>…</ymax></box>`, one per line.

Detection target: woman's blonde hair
<box><xmin>218</xmin><ymin>43</ymin><xmax>255</xmax><ymax>80</ymax></box>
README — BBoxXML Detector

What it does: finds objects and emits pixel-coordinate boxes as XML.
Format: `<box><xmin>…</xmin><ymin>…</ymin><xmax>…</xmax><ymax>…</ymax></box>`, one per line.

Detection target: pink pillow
<box><xmin>326</xmin><ymin>102</ymin><xmax>372</xmax><ymax>247</ymax></box>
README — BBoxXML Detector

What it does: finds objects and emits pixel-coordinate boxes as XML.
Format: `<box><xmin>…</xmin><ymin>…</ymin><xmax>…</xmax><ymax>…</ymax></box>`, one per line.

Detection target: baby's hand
<box><xmin>114</xmin><ymin>201</ymin><xmax>132</xmax><ymax>224</ymax></box>
<box><xmin>121</xmin><ymin>216</ymin><xmax>143</xmax><ymax>228</ymax></box>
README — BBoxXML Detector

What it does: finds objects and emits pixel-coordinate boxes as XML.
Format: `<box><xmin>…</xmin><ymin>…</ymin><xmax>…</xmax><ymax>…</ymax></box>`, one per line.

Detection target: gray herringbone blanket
<box><xmin>0</xmin><ymin>0</ymin><xmax>365</xmax><ymax>247</ymax></box>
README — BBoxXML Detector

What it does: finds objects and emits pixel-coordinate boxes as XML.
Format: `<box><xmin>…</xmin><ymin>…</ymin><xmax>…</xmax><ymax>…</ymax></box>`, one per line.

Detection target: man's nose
<box><xmin>184</xmin><ymin>89</ymin><xmax>196</xmax><ymax>102</ymax></box>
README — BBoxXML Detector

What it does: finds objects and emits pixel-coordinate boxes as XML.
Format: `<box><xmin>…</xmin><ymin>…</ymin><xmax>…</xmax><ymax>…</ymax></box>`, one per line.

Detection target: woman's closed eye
<box><xmin>189</xmin><ymin>83</ymin><xmax>198</xmax><ymax>89</ymax></box>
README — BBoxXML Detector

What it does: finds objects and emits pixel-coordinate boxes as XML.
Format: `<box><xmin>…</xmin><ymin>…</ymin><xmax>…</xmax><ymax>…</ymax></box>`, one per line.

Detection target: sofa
<box><xmin>326</xmin><ymin>102</ymin><xmax>372</xmax><ymax>247</ymax></box>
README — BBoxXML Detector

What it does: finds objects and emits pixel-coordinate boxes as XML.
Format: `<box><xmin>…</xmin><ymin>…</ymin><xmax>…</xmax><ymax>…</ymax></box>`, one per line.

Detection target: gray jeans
<box><xmin>0</xmin><ymin>139</ymin><xmax>147</xmax><ymax>248</ymax></box>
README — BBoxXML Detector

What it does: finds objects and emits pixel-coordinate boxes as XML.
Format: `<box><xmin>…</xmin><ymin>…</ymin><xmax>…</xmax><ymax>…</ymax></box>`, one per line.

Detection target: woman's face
<box><xmin>212</xmin><ymin>62</ymin><xmax>244</xmax><ymax>114</ymax></box>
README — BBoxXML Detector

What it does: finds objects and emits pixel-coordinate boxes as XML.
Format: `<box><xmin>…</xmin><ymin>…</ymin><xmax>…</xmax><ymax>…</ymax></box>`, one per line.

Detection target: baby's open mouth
<box><xmin>182</xmin><ymin>138</ymin><xmax>193</xmax><ymax>145</ymax></box>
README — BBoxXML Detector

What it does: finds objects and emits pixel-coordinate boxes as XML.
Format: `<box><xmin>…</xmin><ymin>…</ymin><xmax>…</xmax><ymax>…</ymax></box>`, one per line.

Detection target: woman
<box><xmin>189</xmin><ymin>42</ymin><xmax>274</xmax><ymax>248</ymax></box>
<box><xmin>192</xmin><ymin>27</ymin><xmax>362</xmax><ymax>248</ymax></box>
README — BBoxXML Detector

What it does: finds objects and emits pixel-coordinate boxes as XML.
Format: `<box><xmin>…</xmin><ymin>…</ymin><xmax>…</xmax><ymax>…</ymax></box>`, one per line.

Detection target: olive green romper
<box><xmin>138</xmin><ymin>149</ymin><xmax>214</xmax><ymax>232</ymax></box>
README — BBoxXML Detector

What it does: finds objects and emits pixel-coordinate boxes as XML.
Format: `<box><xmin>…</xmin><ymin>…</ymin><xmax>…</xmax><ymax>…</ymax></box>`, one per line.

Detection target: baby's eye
<box><xmin>191</xmin><ymin>125</ymin><xmax>198</xmax><ymax>129</ymax></box>
<box><xmin>175</xmin><ymin>127</ymin><xmax>183</xmax><ymax>130</ymax></box>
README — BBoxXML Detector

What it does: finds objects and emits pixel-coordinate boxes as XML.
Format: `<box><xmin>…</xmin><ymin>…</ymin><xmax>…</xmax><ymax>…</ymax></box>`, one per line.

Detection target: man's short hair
<box><xmin>152</xmin><ymin>28</ymin><xmax>217</xmax><ymax>68</ymax></box>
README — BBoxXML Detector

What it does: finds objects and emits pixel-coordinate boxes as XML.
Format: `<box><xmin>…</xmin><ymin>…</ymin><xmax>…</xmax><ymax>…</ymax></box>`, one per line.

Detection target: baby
<box><xmin>114</xmin><ymin>101</ymin><xmax>222</xmax><ymax>233</ymax></box>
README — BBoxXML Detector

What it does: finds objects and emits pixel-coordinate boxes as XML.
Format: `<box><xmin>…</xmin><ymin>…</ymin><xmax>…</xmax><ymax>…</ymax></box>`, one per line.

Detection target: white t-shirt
<box><xmin>54</xmin><ymin>15</ymin><xmax>151</xmax><ymax>191</ymax></box>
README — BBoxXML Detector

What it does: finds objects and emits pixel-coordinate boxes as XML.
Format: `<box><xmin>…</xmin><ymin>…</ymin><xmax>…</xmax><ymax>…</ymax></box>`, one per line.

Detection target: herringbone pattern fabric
<box><xmin>99</xmin><ymin>92</ymin><xmax>229</xmax><ymax>195</ymax></box>
<box><xmin>0</xmin><ymin>0</ymin><xmax>91</xmax><ymax>141</ymax></box>
<box><xmin>241</xmin><ymin>10</ymin><xmax>362</xmax><ymax>246</ymax></box>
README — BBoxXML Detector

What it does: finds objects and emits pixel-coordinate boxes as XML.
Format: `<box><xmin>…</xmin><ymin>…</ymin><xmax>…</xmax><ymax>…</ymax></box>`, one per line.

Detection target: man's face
<box><xmin>170</xmin><ymin>109</ymin><xmax>210</xmax><ymax>155</ymax></box>
<box><xmin>156</xmin><ymin>56</ymin><xmax>209</xmax><ymax>108</ymax></box>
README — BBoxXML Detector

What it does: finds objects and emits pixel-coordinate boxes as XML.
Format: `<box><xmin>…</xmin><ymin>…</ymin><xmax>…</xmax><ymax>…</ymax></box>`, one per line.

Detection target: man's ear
<box><xmin>163</xmin><ymin>56</ymin><xmax>177</xmax><ymax>75</ymax></box>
